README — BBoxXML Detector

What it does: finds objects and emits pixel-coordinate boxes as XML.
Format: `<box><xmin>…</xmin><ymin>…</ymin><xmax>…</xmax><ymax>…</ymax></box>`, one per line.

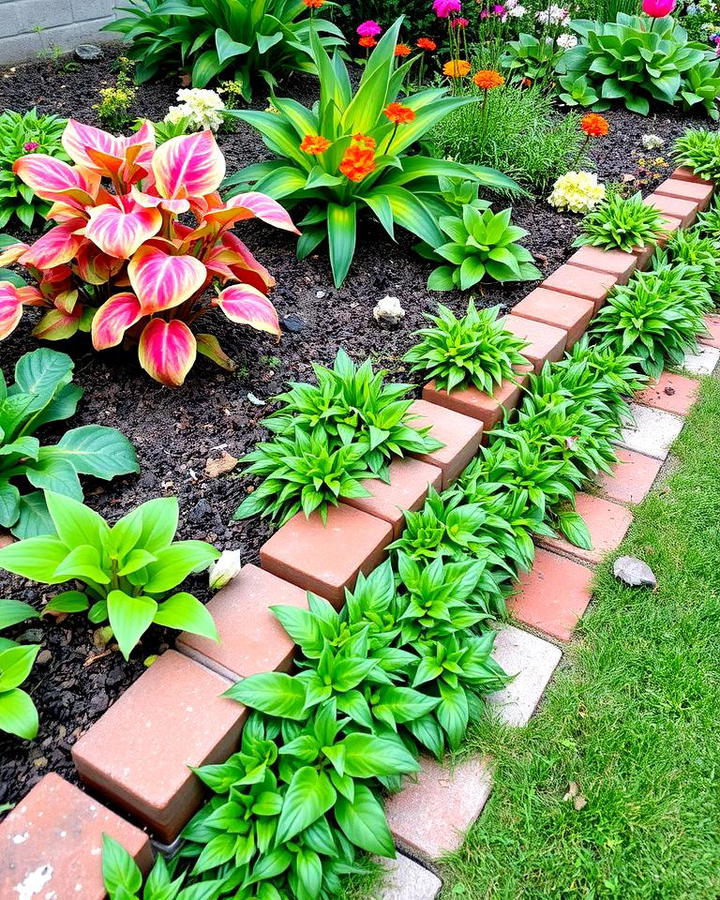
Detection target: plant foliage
<box><xmin>673</xmin><ymin>128</ymin><xmax>720</xmax><ymax>181</ymax></box>
<box><xmin>573</xmin><ymin>191</ymin><xmax>667</xmax><ymax>252</ymax></box>
<box><xmin>0</xmin><ymin>597</ymin><xmax>41</xmax><ymax>740</ymax></box>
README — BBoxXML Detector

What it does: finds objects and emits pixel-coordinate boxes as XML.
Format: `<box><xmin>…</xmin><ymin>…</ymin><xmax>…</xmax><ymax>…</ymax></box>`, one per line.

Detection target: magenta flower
<box><xmin>493</xmin><ymin>3</ymin><xmax>506</xmax><ymax>13</ymax></box>
<box><xmin>23</xmin><ymin>141</ymin><xmax>40</xmax><ymax>152</ymax></box>
<box><xmin>356</xmin><ymin>19</ymin><xmax>382</xmax><ymax>36</ymax></box>
<box><xmin>451</xmin><ymin>15</ymin><xmax>469</xmax><ymax>25</ymax></box>
<box><xmin>480</xmin><ymin>9</ymin><xmax>490</xmax><ymax>17</ymax></box>
<box><xmin>641</xmin><ymin>0</ymin><xmax>675</xmax><ymax>15</ymax></box>
<box><xmin>433</xmin><ymin>0</ymin><xmax>462</xmax><ymax>17</ymax></box>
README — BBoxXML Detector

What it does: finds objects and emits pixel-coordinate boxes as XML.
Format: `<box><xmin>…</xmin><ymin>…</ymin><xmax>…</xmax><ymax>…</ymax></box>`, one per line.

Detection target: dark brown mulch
<box><xmin>0</xmin><ymin>43</ymin><xmax>708</xmax><ymax>808</ymax></box>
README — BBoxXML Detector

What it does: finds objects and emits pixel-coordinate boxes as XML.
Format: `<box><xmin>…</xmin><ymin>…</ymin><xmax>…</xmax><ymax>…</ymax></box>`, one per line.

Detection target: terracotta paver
<box><xmin>422</xmin><ymin>371</ymin><xmax>528</xmax><ymax>431</ymax></box>
<box><xmin>631</xmin><ymin>243</ymin><xmax>656</xmax><ymax>270</ymax></box>
<box><xmin>537</xmin><ymin>493</ymin><xmax>633</xmax><ymax>565</ymax></box>
<box><xmin>654</xmin><ymin>177</ymin><xmax>714</xmax><ymax>211</ymax></box>
<box><xmin>643</xmin><ymin>192</ymin><xmax>698</xmax><ymax>227</ymax></box>
<box><xmin>72</xmin><ymin>650</ymin><xmax>246</xmax><ymax>843</ymax></box>
<box><xmin>501</xmin><ymin>314</ymin><xmax>568</xmax><ymax>372</ymax></box>
<box><xmin>510</xmin><ymin>288</ymin><xmax>594</xmax><ymax>347</ymax></box>
<box><xmin>635</xmin><ymin>371</ymin><xmax>699</xmax><ymax>417</ymax></box>
<box><xmin>0</xmin><ymin>773</ymin><xmax>153</xmax><ymax>900</ymax></box>
<box><xmin>699</xmin><ymin>314</ymin><xmax>720</xmax><ymax>350</ymax></box>
<box><xmin>385</xmin><ymin>755</ymin><xmax>493</xmax><ymax>860</ymax></box>
<box><xmin>177</xmin><ymin>564</ymin><xmax>309</xmax><ymax>679</ymax></box>
<box><xmin>565</xmin><ymin>245</ymin><xmax>637</xmax><ymax>284</ymax></box>
<box><xmin>671</xmin><ymin>166</ymin><xmax>714</xmax><ymax>185</ymax></box>
<box><xmin>541</xmin><ymin>265</ymin><xmax>618</xmax><ymax>313</ymax></box>
<box><xmin>379</xmin><ymin>854</ymin><xmax>442</xmax><ymax>899</ymax></box>
<box><xmin>595</xmin><ymin>447</ymin><xmax>662</xmax><ymax>505</ymax></box>
<box><xmin>618</xmin><ymin>403</ymin><xmax>685</xmax><ymax>460</ymax></box>
<box><xmin>656</xmin><ymin>214</ymin><xmax>684</xmax><ymax>244</ymax></box>
<box><xmin>260</xmin><ymin>503</ymin><xmax>392</xmax><ymax>604</ymax></box>
<box><xmin>408</xmin><ymin>399</ymin><xmax>484</xmax><ymax>487</ymax></box>
<box><xmin>509</xmin><ymin>548</ymin><xmax>594</xmax><ymax>641</ymax></box>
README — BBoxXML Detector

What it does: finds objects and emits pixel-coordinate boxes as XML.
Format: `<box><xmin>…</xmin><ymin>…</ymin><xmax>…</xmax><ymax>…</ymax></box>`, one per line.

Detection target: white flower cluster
<box><xmin>505</xmin><ymin>0</ymin><xmax>527</xmax><ymax>16</ymax></box>
<box><xmin>164</xmin><ymin>88</ymin><xmax>226</xmax><ymax>132</ymax></box>
<box><xmin>556</xmin><ymin>32</ymin><xmax>578</xmax><ymax>49</ymax></box>
<box><xmin>536</xmin><ymin>4</ymin><xmax>571</xmax><ymax>25</ymax></box>
<box><xmin>548</xmin><ymin>171</ymin><xmax>606</xmax><ymax>214</ymax></box>
<box><xmin>641</xmin><ymin>133</ymin><xmax>665</xmax><ymax>150</ymax></box>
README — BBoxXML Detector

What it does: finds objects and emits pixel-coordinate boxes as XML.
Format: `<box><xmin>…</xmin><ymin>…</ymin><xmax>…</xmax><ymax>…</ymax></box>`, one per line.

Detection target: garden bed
<box><xmin>0</xmin><ymin>44</ymin><xmax>711</xmax><ymax>809</ymax></box>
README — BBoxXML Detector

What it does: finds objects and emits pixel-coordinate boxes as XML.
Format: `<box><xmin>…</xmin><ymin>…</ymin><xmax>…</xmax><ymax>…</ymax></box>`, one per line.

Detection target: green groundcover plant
<box><xmin>105</xmin><ymin>0</ymin><xmax>344</xmax><ymax>97</ymax></box>
<box><xmin>673</xmin><ymin>128</ymin><xmax>720</xmax><ymax>180</ymax></box>
<box><xmin>0</xmin><ymin>348</ymin><xmax>139</xmax><ymax>538</ymax></box>
<box><xmin>572</xmin><ymin>191</ymin><xmax>667</xmax><ymax>252</ymax></box>
<box><xmin>694</xmin><ymin>198</ymin><xmax>720</xmax><ymax>241</ymax></box>
<box><xmin>664</xmin><ymin>229</ymin><xmax>720</xmax><ymax>301</ymax></box>
<box><xmin>0</xmin><ymin>597</ymin><xmax>41</xmax><ymax>740</ymax></box>
<box><xmin>0</xmin><ymin>493</ymin><xmax>219</xmax><ymax>660</ymax></box>
<box><xmin>224</xmin><ymin>19</ymin><xmax>521</xmax><ymax>287</ymax></box>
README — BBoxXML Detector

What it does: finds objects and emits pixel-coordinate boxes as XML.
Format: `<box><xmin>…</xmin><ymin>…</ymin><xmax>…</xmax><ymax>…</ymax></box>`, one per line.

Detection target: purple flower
<box><xmin>493</xmin><ymin>3</ymin><xmax>506</xmax><ymax>13</ymax></box>
<box><xmin>433</xmin><ymin>0</ymin><xmax>462</xmax><ymax>17</ymax></box>
<box><xmin>23</xmin><ymin>141</ymin><xmax>39</xmax><ymax>152</ymax></box>
<box><xmin>356</xmin><ymin>19</ymin><xmax>382</xmax><ymax>36</ymax></box>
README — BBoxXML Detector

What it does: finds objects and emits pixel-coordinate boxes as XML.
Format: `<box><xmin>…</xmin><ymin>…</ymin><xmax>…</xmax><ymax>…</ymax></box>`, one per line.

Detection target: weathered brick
<box><xmin>671</xmin><ymin>166</ymin><xmax>714</xmax><ymax>186</ymax></box>
<box><xmin>654</xmin><ymin>177</ymin><xmax>714</xmax><ymax>211</ymax></box>
<box><xmin>618</xmin><ymin>403</ymin><xmax>684</xmax><ymax>461</ymax></box>
<box><xmin>422</xmin><ymin>371</ymin><xmax>528</xmax><ymax>431</ymax></box>
<box><xmin>379</xmin><ymin>854</ymin><xmax>442</xmax><ymax>899</ymax></box>
<box><xmin>699</xmin><ymin>314</ymin><xmax>720</xmax><ymax>350</ymax></box>
<box><xmin>72</xmin><ymin>650</ymin><xmax>246</xmax><ymax>843</ymax></box>
<box><xmin>501</xmin><ymin>314</ymin><xmax>567</xmax><ymax>371</ymax></box>
<box><xmin>656</xmin><ymin>214</ymin><xmax>684</xmax><ymax>244</ymax></box>
<box><xmin>542</xmin><ymin>265</ymin><xmax>617</xmax><ymax>313</ymax></box>
<box><xmin>510</xmin><ymin>288</ymin><xmax>594</xmax><ymax>347</ymax></box>
<box><xmin>631</xmin><ymin>243</ymin><xmax>656</xmax><ymax>270</ymax></box>
<box><xmin>538</xmin><ymin>493</ymin><xmax>633</xmax><ymax>565</ymax></box>
<box><xmin>409</xmin><ymin>399</ymin><xmax>484</xmax><ymax>487</ymax></box>
<box><xmin>595</xmin><ymin>447</ymin><xmax>662</xmax><ymax>505</ymax></box>
<box><xmin>565</xmin><ymin>245</ymin><xmax>637</xmax><ymax>284</ymax></box>
<box><xmin>635</xmin><ymin>371</ymin><xmax>699</xmax><ymax>417</ymax></box>
<box><xmin>643</xmin><ymin>192</ymin><xmax>698</xmax><ymax>227</ymax></box>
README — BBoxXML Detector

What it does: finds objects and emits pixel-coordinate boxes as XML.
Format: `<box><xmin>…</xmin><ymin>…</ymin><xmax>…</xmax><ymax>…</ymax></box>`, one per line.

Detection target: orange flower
<box><xmin>394</xmin><ymin>43</ymin><xmax>412</xmax><ymax>57</ymax></box>
<box><xmin>473</xmin><ymin>69</ymin><xmax>505</xmax><ymax>90</ymax></box>
<box><xmin>352</xmin><ymin>133</ymin><xmax>377</xmax><ymax>149</ymax></box>
<box><xmin>359</xmin><ymin>36</ymin><xmax>377</xmax><ymax>47</ymax></box>
<box><xmin>340</xmin><ymin>144</ymin><xmax>376</xmax><ymax>182</ymax></box>
<box><xmin>443</xmin><ymin>59</ymin><xmax>471</xmax><ymax>77</ymax></box>
<box><xmin>383</xmin><ymin>101</ymin><xmax>416</xmax><ymax>125</ymax></box>
<box><xmin>300</xmin><ymin>134</ymin><xmax>331</xmax><ymax>155</ymax></box>
<box><xmin>521</xmin><ymin>77</ymin><xmax>533</xmax><ymax>88</ymax></box>
<box><xmin>417</xmin><ymin>37</ymin><xmax>437</xmax><ymax>51</ymax></box>
<box><xmin>581</xmin><ymin>113</ymin><xmax>610</xmax><ymax>137</ymax></box>
<box><xmin>302</xmin><ymin>0</ymin><xmax>325</xmax><ymax>6</ymax></box>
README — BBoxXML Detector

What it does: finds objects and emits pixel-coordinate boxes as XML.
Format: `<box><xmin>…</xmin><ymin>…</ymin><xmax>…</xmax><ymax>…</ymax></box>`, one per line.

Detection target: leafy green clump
<box><xmin>573</xmin><ymin>191</ymin><xmax>668</xmax><ymax>252</ymax></box>
<box><xmin>664</xmin><ymin>229</ymin><xmax>720</xmax><ymax>300</ymax></box>
<box><xmin>694</xmin><ymin>198</ymin><xmax>720</xmax><ymax>239</ymax></box>
<box><xmin>0</xmin><ymin>597</ymin><xmax>41</xmax><ymax>740</ymax></box>
<box><xmin>673</xmin><ymin>128</ymin><xmax>720</xmax><ymax>181</ymax></box>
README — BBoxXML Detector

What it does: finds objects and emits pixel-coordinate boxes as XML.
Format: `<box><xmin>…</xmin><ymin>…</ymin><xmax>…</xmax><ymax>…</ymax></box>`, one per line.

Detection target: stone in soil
<box><xmin>613</xmin><ymin>555</ymin><xmax>657</xmax><ymax>588</ymax></box>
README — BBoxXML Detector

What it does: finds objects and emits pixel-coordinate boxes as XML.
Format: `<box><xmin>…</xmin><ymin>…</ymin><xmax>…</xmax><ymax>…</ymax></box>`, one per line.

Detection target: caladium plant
<box><xmin>0</xmin><ymin>120</ymin><xmax>298</xmax><ymax>386</ymax></box>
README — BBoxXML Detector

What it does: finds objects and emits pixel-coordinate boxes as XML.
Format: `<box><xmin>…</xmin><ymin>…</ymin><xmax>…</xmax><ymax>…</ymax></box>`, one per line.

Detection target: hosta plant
<box><xmin>0</xmin><ymin>493</ymin><xmax>219</xmax><ymax>660</ymax></box>
<box><xmin>0</xmin><ymin>598</ymin><xmax>41</xmax><ymax>740</ymax></box>
<box><xmin>0</xmin><ymin>119</ymin><xmax>298</xmax><ymax>386</ymax></box>
<box><xmin>694</xmin><ymin>199</ymin><xmax>720</xmax><ymax>240</ymax></box>
<box><xmin>664</xmin><ymin>230</ymin><xmax>720</xmax><ymax>300</ymax></box>
<box><xmin>103</xmin><ymin>835</ymin><xmax>197</xmax><ymax>900</ymax></box>
<box><xmin>416</xmin><ymin>206</ymin><xmax>542</xmax><ymax>291</ymax></box>
<box><xmin>673</xmin><ymin>128</ymin><xmax>720</xmax><ymax>180</ymax></box>
<box><xmin>0</xmin><ymin>109</ymin><xmax>67</xmax><ymax>230</ymax></box>
<box><xmin>572</xmin><ymin>191</ymin><xmax>667</xmax><ymax>252</ymax></box>
<box><xmin>0</xmin><ymin>348</ymin><xmax>138</xmax><ymax>538</ymax></box>
<box><xmin>403</xmin><ymin>301</ymin><xmax>530</xmax><ymax>394</ymax></box>
<box><xmin>224</xmin><ymin>19</ymin><xmax>521</xmax><ymax>287</ymax></box>
<box><xmin>105</xmin><ymin>0</ymin><xmax>345</xmax><ymax>97</ymax></box>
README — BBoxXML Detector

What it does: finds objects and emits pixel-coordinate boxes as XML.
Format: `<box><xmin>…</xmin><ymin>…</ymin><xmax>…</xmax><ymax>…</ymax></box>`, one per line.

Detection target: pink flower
<box><xmin>23</xmin><ymin>141</ymin><xmax>39</xmax><ymax>152</ymax></box>
<box><xmin>451</xmin><ymin>15</ymin><xmax>469</xmax><ymax>25</ymax></box>
<box><xmin>480</xmin><ymin>8</ymin><xmax>490</xmax><ymax>16</ymax></box>
<box><xmin>641</xmin><ymin>0</ymin><xmax>675</xmax><ymax>15</ymax></box>
<box><xmin>433</xmin><ymin>0</ymin><xmax>462</xmax><ymax>17</ymax></box>
<box><xmin>357</xmin><ymin>19</ymin><xmax>382</xmax><ymax>36</ymax></box>
<box><xmin>493</xmin><ymin>3</ymin><xmax>506</xmax><ymax>13</ymax></box>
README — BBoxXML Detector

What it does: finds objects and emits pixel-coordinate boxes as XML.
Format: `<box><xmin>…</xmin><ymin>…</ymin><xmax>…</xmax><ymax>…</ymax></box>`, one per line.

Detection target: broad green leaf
<box><xmin>225</xmin><ymin>672</ymin><xmax>308</xmax><ymax>719</ymax></box>
<box><xmin>107</xmin><ymin>591</ymin><xmax>158</xmax><ymax>660</ymax></box>
<box><xmin>55</xmin><ymin>425</ymin><xmax>139</xmax><ymax>479</ymax></box>
<box><xmin>275</xmin><ymin>766</ymin><xmax>336</xmax><ymax>843</ymax></box>
<box><xmin>45</xmin><ymin>491</ymin><xmax>109</xmax><ymax>549</ymax></box>
<box><xmin>335</xmin><ymin>783</ymin><xmax>395</xmax><ymax>856</ymax></box>
<box><xmin>0</xmin><ymin>643</ymin><xmax>40</xmax><ymax>691</ymax></box>
<box><xmin>101</xmin><ymin>834</ymin><xmax>143</xmax><ymax>896</ymax></box>
<box><xmin>0</xmin><ymin>597</ymin><xmax>40</xmax><ymax>630</ymax></box>
<box><xmin>0</xmin><ymin>536</ymin><xmax>70</xmax><ymax>583</ymax></box>
<box><xmin>0</xmin><ymin>688</ymin><xmax>38</xmax><ymax>739</ymax></box>
<box><xmin>142</xmin><ymin>541</ymin><xmax>220</xmax><ymax>593</ymax></box>
<box><xmin>327</xmin><ymin>202</ymin><xmax>357</xmax><ymax>289</ymax></box>
<box><xmin>153</xmin><ymin>592</ymin><xmax>218</xmax><ymax>642</ymax></box>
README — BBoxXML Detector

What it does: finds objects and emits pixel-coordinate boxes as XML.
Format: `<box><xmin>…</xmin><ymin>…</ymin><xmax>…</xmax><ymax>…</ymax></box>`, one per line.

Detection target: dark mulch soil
<box><xmin>0</xmin><ymin>44</ymin><xmax>708</xmax><ymax>808</ymax></box>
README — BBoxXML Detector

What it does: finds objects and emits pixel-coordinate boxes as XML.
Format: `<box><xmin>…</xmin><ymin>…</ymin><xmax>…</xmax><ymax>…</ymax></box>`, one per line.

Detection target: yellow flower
<box><xmin>443</xmin><ymin>59</ymin><xmax>471</xmax><ymax>77</ymax></box>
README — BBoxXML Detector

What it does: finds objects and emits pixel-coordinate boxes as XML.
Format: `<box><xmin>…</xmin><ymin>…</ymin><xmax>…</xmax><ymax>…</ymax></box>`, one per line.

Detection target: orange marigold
<box><xmin>302</xmin><ymin>0</ymin><xmax>325</xmax><ymax>7</ymax></box>
<box><xmin>299</xmin><ymin>134</ymin><xmax>332</xmax><ymax>155</ymax></box>
<box><xmin>443</xmin><ymin>59</ymin><xmax>471</xmax><ymax>77</ymax></box>
<box><xmin>352</xmin><ymin>133</ymin><xmax>377</xmax><ymax>149</ymax></box>
<box><xmin>473</xmin><ymin>69</ymin><xmax>505</xmax><ymax>90</ymax></box>
<box><xmin>394</xmin><ymin>43</ymin><xmax>412</xmax><ymax>56</ymax></box>
<box><xmin>340</xmin><ymin>144</ymin><xmax>376</xmax><ymax>182</ymax></box>
<box><xmin>383</xmin><ymin>101</ymin><xmax>416</xmax><ymax>125</ymax></box>
<box><xmin>359</xmin><ymin>36</ymin><xmax>377</xmax><ymax>47</ymax></box>
<box><xmin>417</xmin><ymin>37</ymin><xmax>437</xmax><ymax>50</ymax></box>
<box><xmin>581</xmin><ymin>113</ymin><xmax>610</xmax><ymax>137</ymax></box>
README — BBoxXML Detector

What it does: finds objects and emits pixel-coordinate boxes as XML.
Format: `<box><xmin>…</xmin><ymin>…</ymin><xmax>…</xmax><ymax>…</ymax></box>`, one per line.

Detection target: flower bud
<box><xmin>209</xmin><ymin>549</ymin><xmax>242</xmax><ymax>590</ymax></box>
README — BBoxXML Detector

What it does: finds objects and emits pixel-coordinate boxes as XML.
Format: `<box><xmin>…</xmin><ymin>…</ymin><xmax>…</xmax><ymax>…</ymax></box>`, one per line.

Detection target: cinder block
<box><xmin>682</xmin><ymin>345</ymin><xmax>720</xmax><ymax>376</ymax></box>
<box><xmin>618</xmin><ymin>403</ymin><xmax>685</xmax><ymax>461</ymax></box>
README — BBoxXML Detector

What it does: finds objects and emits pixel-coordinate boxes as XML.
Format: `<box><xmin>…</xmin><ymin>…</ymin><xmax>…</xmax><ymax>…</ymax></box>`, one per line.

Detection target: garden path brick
<box><xmin>565</xmin><ymin>246</ymin><xmax>637</xmax><ymax>284</ymax></box>
<box><xmin>541</xmin><ymin>264</ymin><xmax>617</xmax><ymax>313</ymax></box>
<box><xmin>177</xmin><ymin>564</ymin><xmax>308</xmax><ymax>680</ymax></box>
<box><xmin>635</xmin><ymin>371</ymin><xmax>699</xmax><ymax>416</ymax></box>
<box><xmin>344</xmin><ymin>456</ymin><xmax>442</xmax><ymax>537</ymax></box>
<box><xmin>631</xmin><ymin>243</ymin><xmax>656</xmax><ymax>270</ymax></box>
<box><xmin>509</xmin><ymin>548</ymin><xmax>594</xmax><ymax>642</ymax></box>
<box><xmin>0</xmin><ymin>773</ymin><xmax>153</xmax><ymax>900</ymax></box>
<box><xmin>683</xmin><ymin>345</ymin><xmax>720</xmax><ymax>376</ymax></box>
<box><xmin>385</xmin><ymin>755</ymin><xmax>493</xmax><ymax>860</ymax></box>
<box><xmin>422</xmin><ymin>371</ymin><xmax>528</xmax><ymax>431</ymax></box>
<box><xmin>671</xmin><ymin>166</ymin><xmax>714</xmax><ymax>185</ymax></box>
<box><xmin>656</xmin><ymin>214</ymin><xmax>684</xmax><ymax>242</ymax></box>
<box><xmin>501</xmin><ymin>314</ymin><xmax>567</xmax><ymax>371</ymax></box>
<box><xmin>72</xmin><ymin>650</ymin><xmax>246</xmax><ymax>843</ymax></box>
<box><xmin>510</xmin><ymin>287</ymin><xmax>594</xmax><ymax>347</ymax></box>
<box><xmin>487</xmin><ymin>625</ymin><xmax>562</xmax><ymax>726</ymax></box>
<box><xmin>538</xmin><ymin>493</ymin><xmax>633</xmax><ymax>565</ymax></box>
<box><xmin>408</xmin><ymin>399</ymin><xmax>484</xmax><ymax>487</ymax></box>
<box><xmin>618</xmin><ymin>403</ymin><xmax>684</xmax><ymax>460</ymax></box>
<box><xmin>699</xmin><ymin>314</ymin><xmax>720</xmax><ymax>349</ymax></box>
<box><xmin>379</xmin><ymin>854</ymin><xmax>442</xmax><ymax>899</ymax></box>
<box><xmin>260</xmin><ymin>504</ymin><xmax>392</xmax><ymax>604</ymax></box>
<box><xmin>595</xmin><ymin>447</ymin><xmax>662</xmax><ymax>505</ymax></box>
<box><xmin>654</xmin><ymin>177</ymin><xmax>714</xmax><ymax>210</ymax></box>
<box><xmin>643</xmin><ymin>192</ymin><xmax>698</xmax><ymax>227</ymax></box>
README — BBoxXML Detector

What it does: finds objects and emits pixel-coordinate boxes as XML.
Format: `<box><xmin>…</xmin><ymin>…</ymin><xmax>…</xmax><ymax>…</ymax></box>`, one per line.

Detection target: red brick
<box><xmin>511</xmin><ymin>288</ymin><xmax>594</xmax><ymax>347</ymax></box>
<box><xmin>0</xmin><ymin>774</ymin><xmax>153</xmax><ymax>900</ymax></box>
<box><xmin>595</xmin><ymin>447</ymin><xmax>662</xmax><ymax>505</ymax></box>
<box><xmin>509</xmin><ymin>548</ymin><xmax>594</xmax><ymax>641</ymax></box>
<box><xmin>408</xmin><ymin>399</ymin><xmax>484</xmax><ymax>487</ymax></box>
<box><xmin>565</xmin><ymin>245</ymin><xmax>638</xmax><ymax>284</ymax></box>
<box><xmin>422</xmin><ymin>372</ymin><xmax>527</xmax><ymax>431</ymax></box>
<box><xmin>501</xmin><ymin>314</ymin><xmax>567</xmax><ymax>371</ymax></box>
<box><xmin>542</xmin><ymin>264</ymin><xmax>618</xmax><ymax>313</ymax></box>
<box><xmin>699</xmin><ymin>314</ymin><xmax>720</xmax><ymax>349</ymax></box>
<box><xmin>632</xmin><ymin>244</ymin><xmax>655</xmax><ymax>270</ymax></box>
<box><xmin>538</xmin><ymin>493</ymin><xmax>633</xmax><ymax>565</ymax></box>
<box><xmin>72</xmin><ymin>650</ymin><xmax>246</xmax><ymax>843</ymax></box>
<box><xmin>671</xmin><ymin>166</ymin><xmax>714</xmax><ymax>186</ymax></box>
<box><xmin>343</xmin><ymin>456</ymin><xmax>442</xmax><ymax>537</ymax></box>
<box><xmin>177</xmin><ymin>564</ymin><xmax>308</xmax><ymax>679</ymax></box>
<box><xmin>635</xmin><ymin>371</ymin><xmax>699</xmax><ymax>416</ymax></box>
<box><xmin>260</xmin><ymin>503</ymin><xmax>392</xmax><ymax>604</ymax></box>
<box><xmin>643</xmin><ymin>192</ymin><xmax>698</xmax><ymax>227</ymax></box>
<box><xmin>656</xmin><ymin>214</ymin><xmax>684</xmax><ymax>245</ymax></box>
<box><xmin>654</xmin><ymin>177</ymin><xmax>714</xmax><ymax>211</ymax></box>
<box><xmin>385</xmin><ymin>755</ymin><xmax>492</xmax><ymax>859</ymax></box>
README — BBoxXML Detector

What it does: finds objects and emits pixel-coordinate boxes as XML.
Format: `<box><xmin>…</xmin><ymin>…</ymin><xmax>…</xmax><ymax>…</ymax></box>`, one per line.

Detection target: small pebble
<box><xmin>613</xmin><ymin>555</ymin><xmax>657</xmax><ymax>588</ymax></box>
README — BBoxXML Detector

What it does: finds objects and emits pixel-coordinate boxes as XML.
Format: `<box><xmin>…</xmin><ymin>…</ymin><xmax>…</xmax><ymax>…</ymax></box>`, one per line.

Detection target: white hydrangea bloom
<box><xmin>164</xmin><ymin>88</ymin><xmax>226</xmax><ymax>132</ymax></box>
<box><xmin>548</xmin><ymin>171</ymin><xmax>606</xmax><ymax>214</ymax></box>
<box><xmin>556</xmin><ymin>32</ymin><xmax>578</xmax><ymax>49</ymax></box>
<box><xmin>508</xmin><ymin>4</ymin><xmax>527</xmax><ymax>16</ymax></box>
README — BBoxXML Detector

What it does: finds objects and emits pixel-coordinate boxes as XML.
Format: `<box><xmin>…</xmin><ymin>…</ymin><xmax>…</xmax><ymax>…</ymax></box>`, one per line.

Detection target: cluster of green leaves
<box><xmin>694</xmin><ymin>198</ymin><xmax>720</xmax><ymax>240</ymax></box>
<box><xmin>235</xmin><ymin>350</ymin><xmax>443</xmax><ymax>525</ymax></box>
<box><xmin>0</xmin><ymin>597</ymin><xmax>42</xmax><ymax>739</ymax></box>
<box><xmin>0</xmin><ymin>109</ymin><xmax>67</xmax><ymax>229</ymax></box>
<box><xmin>224</xmin><ymin>20</ymin><xmax>521</xmax><ymax>287</ymax></box>
<box><xmin>664</xmin><ymin>228</ymin><xmax>720</xmax><ymax>301</ymax></box>
<box><xmin>673</xmin><ymin>128</ymin><xmax>720</xmax><ymax>181</ymax></box>
<box><xmin>573</xmin><ymin>192</ymin><xmax>667</xmax><ymax>253</ymax></box>
<box><xmin>0</xmin><ymin>349</ymin><xmax>139</xmax><ymax>538</ymax></box>
<box><xmin>590</xmin><ymin>260</ymin><xmax>713</xmax><ymax>378</ymax></box>
<box><xmin>0</xmin><ymin>493</ymin><xmax>219</xmax><ymax>660</ymax></box>
<box><xmin>105</xmin><ymin>0</ymin><xmax>344</xmax><ymax>98</ymax></box>
<box><xmin>403</xmin><ymin>302</ymin><xmax>530</xmax><ymax>395</ymax></box>
<box><xmin>501</xmin><ymin>34</ymin><xmax>564</xmax><ymax>86</ymax></box>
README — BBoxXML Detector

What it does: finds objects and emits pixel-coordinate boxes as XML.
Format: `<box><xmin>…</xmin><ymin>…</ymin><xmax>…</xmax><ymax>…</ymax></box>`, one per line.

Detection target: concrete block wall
<box><xmin>0</xmin><ymin>0</ymin><xmax>119</xmax><ymax>65</ymax></box>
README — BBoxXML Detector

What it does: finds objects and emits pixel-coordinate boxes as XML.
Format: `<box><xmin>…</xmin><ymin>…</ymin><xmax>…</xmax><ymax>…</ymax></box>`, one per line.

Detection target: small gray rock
<box><xmin>75</xmin><ymin>44</ymin><xmax>103</xmax><ymax>61</ymax></box>
<box><xmin>36</xmin><ymin>649</ymin><xmax>52</xmax><ymax>666</ymax></box>
<box><xmin>280</xmin><ymin>313</ymin><xmax>304</xmax><ymax>333</ymax></box>
<box><xmin>613</xmin><ymin>555</ymin><xmax>657</xmax><ymax>588</ymax></box>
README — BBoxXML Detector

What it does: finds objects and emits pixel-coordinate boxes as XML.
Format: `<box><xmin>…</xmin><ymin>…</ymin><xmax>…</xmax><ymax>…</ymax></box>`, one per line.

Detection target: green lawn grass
<box><xmin>440</xmin><ymin>374</ymin><xmax>720</xmax><ymax>899</ymax></box>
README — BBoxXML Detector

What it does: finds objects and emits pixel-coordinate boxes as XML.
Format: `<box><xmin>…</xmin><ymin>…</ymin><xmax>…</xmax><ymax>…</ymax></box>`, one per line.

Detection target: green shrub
<box><xmin>694</xmin><ymin>198</ymin><xmax>720</xmax><ymax>240</ymax></box>
<box><xmin>664</xmin><ymin>229</ymin><xmax>720</xmax><ymax>301</ymax></box>
<box><xmin>673</xmin><ymin>128</ymin><xmax>720</xmax><ymax>181</ymax></box>
<box><xmin>573</xmin><ymin>191</ymin><xmax>667</xmax><ymax>252</ymax></box>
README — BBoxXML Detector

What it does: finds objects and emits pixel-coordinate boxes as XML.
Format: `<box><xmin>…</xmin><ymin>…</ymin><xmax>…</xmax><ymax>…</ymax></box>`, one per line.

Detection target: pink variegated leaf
<box><xmin>0</xmin><ymin>241</ymin><xmax>29</xmax><ymax>267</ymax></box>
<box><xmin>13</xmin><ymin>154</ymin><xmax>98</xmax><ymax>208</ymax></box>
<box><xmin>204</xmin><ymin>232</ymin><xmax>275</xmax><ymax>293</ymax></box>
<box><xmin>138</xmin><ymin>318</ymin><xmax>197</xmax><ymax>387</ymax></box>
<box><xmin>213</xmin><ymin>284</ymin><xmax>281</xmax><ymax>337</ymax></box>
<box><xmin>19</xmin><ymin>222</ymin><xmax>86</xmax><ymax>270</ymax></box>
<box><xmin>32</xmin><ymin>308</ymin><xmax>82</xmax><ymax>341</ymax></box>
<box><xmin>54</xmin><ymin>290</ymin><xmax>79</xmax><ymax>316</ymax></box>
<box><xmin>17</xmin><ymin>286</ymin><xmax>45</xmax><ymax>307</ymax></box>
<box><xmin>85</xmin><ymin>202</ymin><xmax>162</xmax><ymax>258</ymax></box>
<box><xmin>128</xmin><ymin>245</ymin><xmax>207</xmax><ymax>315</ymax></box>
<box><xmin>152</xmin><ymin>131</ymin><xmax>226</xmax><ymax>201</ymax></box>
<box><xmin>91</xmin><ymin>292</ymin><xmax>143</xmax><ymax>349</ymax></box>
<box><xmin>196</xmin><ymin>333</ymin><xmax>237</xmax><ymax>372</ymax></box>
<box><xmin>75</xmin><ymin>243</ymin><xmax>125</xmax><ymax>286</ymax></box>
<box><xmin>204</xmin><ymin>192</ymin><xmax>300</xmax><ymax>234</ymax></box>
<box><xmin>0</xmin><ymin>283</ymin><xmax>25</xmax><ymax>340</ymax></box>
<box><xmin>132</xmin><ymin>186</ymin><xmax>191</xmax><ymax>215</ymax></box>
<box><xmin>62</xmin><ymin>120</ymin><xmax>125</xmax><ymax>172</ymax></box>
